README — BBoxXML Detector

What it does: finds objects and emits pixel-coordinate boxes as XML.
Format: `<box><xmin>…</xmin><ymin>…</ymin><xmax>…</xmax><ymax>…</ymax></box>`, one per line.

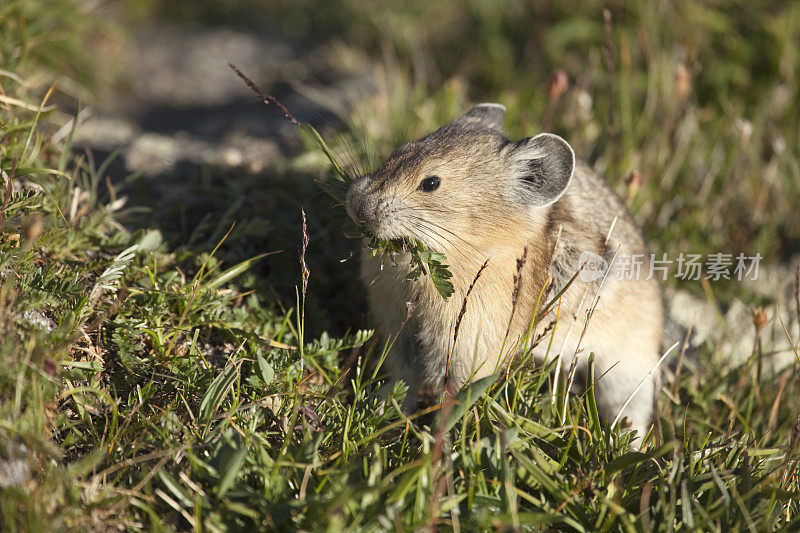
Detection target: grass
<box><xmin>1</xmin><ymin>0</ymin><xmax>800</xmax><ymax>530</ymax></box>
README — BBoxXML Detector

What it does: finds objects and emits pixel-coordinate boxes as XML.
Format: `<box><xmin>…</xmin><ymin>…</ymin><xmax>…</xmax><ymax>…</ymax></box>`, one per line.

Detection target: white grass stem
<box><xmin>611</xmin><ymin>341</ymin><xmax>679</xmax><ymax>431</ymax></box>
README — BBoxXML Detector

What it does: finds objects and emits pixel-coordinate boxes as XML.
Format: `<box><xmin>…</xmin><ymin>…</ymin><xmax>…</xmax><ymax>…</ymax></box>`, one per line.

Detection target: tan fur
<box><xmin>346</xmin><ymin>104</ymin><xmax>663</xmax><ymax>437</ymax></box>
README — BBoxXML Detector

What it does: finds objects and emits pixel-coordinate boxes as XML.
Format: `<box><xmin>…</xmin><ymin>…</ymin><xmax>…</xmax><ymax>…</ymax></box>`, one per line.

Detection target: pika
<box><xmin>345</xmin><ymin>103</ymin><xmax>663</xmax><ymax>437</ymax></box>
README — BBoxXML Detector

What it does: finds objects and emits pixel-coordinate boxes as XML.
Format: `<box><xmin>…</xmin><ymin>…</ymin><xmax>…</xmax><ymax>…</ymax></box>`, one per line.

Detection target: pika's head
<box><xmin>345</xmin><ymin>103</ymin><xmax>575</xmax><ymax>254</ymax></box>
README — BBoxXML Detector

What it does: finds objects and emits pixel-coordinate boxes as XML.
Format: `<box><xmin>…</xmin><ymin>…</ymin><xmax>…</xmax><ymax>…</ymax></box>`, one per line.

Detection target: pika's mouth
<box><xmin>358</xmin><ymin>222</ymin><xmax>396</xmax><ymax>242</ymax></box>
<box><xmin>368</xmin><ymin>235</ymin><xmax>417</xmax><ymax>256</ymax></box>
<box><xmin>345</xmin><ymin>179</ymin><xmax>414</xmax><ymax>243</ymax></box>
<box><xmin>345</xmin><ymin>196</ymin><xmax>389</xmax><ymax>240</ymax></box>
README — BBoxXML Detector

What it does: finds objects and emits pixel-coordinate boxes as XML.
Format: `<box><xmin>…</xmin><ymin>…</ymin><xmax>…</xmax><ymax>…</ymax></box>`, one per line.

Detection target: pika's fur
<box><xmin>346</xmin><ymin>103</ymin><xmax>663</xmax><ymax>437</ymax></box>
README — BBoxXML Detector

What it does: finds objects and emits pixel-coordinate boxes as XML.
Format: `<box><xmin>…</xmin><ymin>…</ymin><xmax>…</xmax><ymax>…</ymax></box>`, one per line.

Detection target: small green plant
<box><xmin>369</xmin><ymin>236</ymin><xmax>455</xmax><ymax>298</ymax></box>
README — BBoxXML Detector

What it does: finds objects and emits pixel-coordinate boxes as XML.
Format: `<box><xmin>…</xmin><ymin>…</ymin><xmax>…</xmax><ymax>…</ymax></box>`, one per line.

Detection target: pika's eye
<box><xmin>419</xmin><ymin>176</ymin><xmax>441</xmax><ymax>192</ymax></box>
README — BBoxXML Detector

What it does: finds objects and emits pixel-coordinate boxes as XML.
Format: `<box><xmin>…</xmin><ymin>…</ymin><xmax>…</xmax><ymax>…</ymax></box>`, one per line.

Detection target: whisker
<box><xmin>400</xmin><ymin>213</ymin><xmax>475</xmax><ymax>249</ymax></box>
<box><xmin>403</xmin><ymin>217</ymin><xmax>475</xmax><ymax>264</ymax></box>
<box><xmin>417</xmin><ymin>218</ymin><xmax>474</xmax><ymax>248</ymax></box>
<box><xmin>395</xmin><ymin>218</ymin><xmax>453</xmax><ymax>253</ymax></box>
<box><xmin>401</xmin><ymin>220</ymin><xmax>451</xmax><ymax>251</ymax></box>
<box><xmin>378</xmin><ymin>207</ymin><xmax>475</xmax><ymax>258</ymax></box>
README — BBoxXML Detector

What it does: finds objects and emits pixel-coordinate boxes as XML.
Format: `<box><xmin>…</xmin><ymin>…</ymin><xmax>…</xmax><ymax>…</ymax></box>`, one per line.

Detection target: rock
<box><xmin>0</xmin><ymin>442</ymin><xmax>30</xmax><ymax>488</ymax></box>
<box><xmin>21</xmin><ymin>309</ymin><xmax>56</xmax><ymax>332</ymax></box>
<box><xmin>127</xmin><ymin>25</ymin><xmax>296</xmax><ymax>108</ymax></box>
<box><xmin>72</xmin><ymin>115</ymin><xmax>136</xmax><ymax>150</ymax></box>
<box><xmin>72</xmin><ymin>22</ymin><xmax>355</xmax><ymax>180</ymax></box>
<box><xmin>664</xmin><ymin>257</ymin><xmax>800</xmax><ymax>371</ymax></box>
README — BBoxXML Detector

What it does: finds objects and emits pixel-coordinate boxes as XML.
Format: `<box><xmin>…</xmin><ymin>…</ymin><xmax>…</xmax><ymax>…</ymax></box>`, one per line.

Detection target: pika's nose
<box><xmin>345</xmin><ymin>176</ymin><xmax>374</xmax><ymax>225</ymax></box>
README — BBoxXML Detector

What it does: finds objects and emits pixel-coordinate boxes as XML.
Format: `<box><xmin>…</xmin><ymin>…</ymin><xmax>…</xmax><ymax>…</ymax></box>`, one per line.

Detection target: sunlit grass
<box><xmin>1</xmin><ymin>0</ymin><xmax>798</xmax><ymax>530</ymax></box>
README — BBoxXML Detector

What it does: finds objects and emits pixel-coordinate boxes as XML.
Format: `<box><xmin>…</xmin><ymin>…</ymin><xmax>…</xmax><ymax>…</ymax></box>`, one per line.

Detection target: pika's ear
<box><xmin>511</xmin><ymin>133</ymin><xmax>575</xmax><ymax>207</ymax></box>
<box><xmin>452</xmin><ymin>103</ymin><xmax>506</xmax><ymax>132</ymax></box>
